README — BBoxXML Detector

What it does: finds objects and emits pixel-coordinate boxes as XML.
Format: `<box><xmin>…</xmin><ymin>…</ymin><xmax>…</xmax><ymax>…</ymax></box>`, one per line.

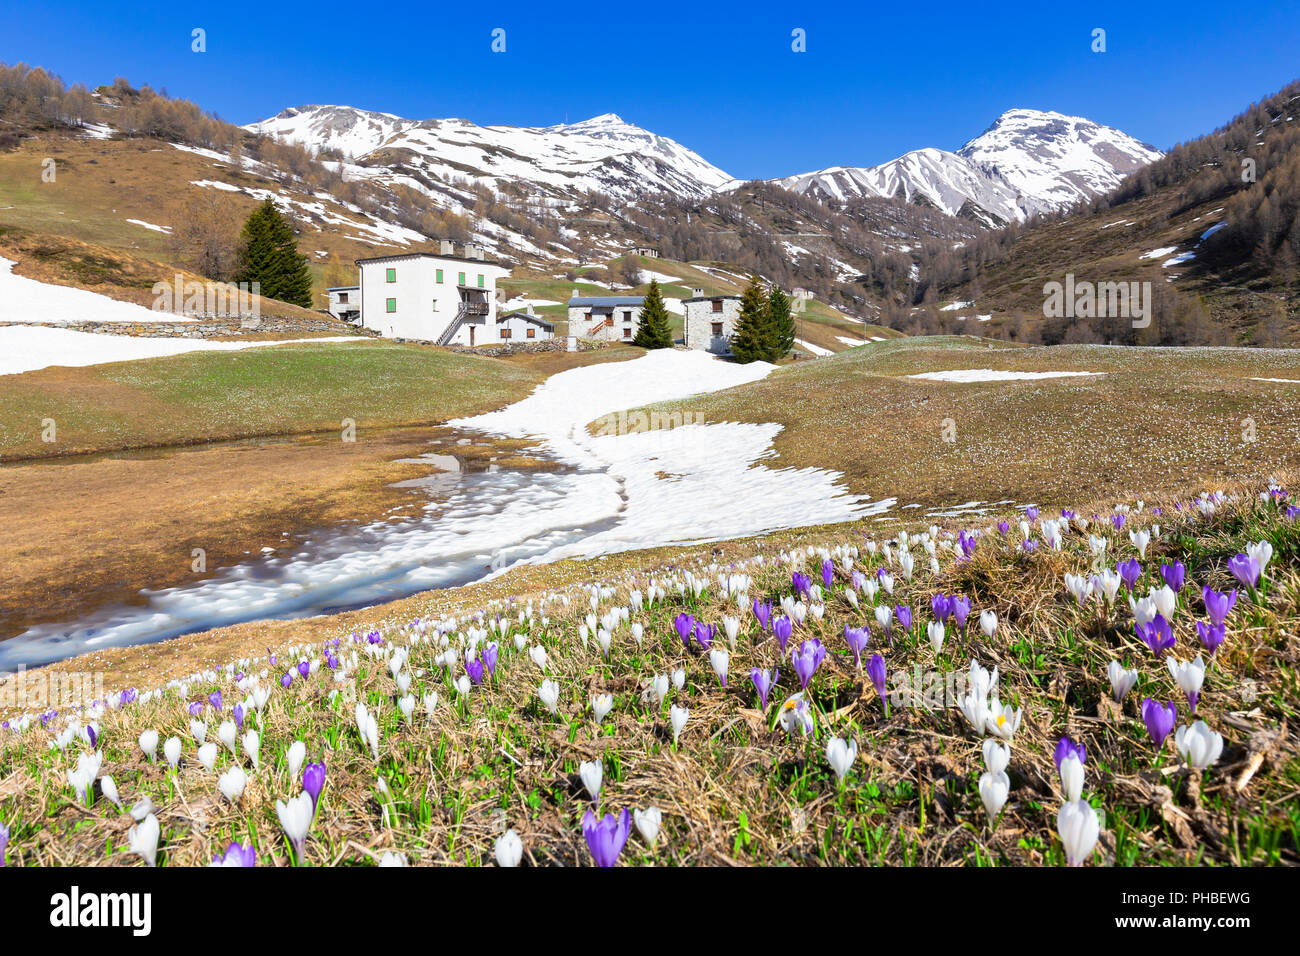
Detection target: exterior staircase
<box><xmin>436</xmin><ymin>299</ymin><xmax>488</xmax><ymax>346</ymax></box>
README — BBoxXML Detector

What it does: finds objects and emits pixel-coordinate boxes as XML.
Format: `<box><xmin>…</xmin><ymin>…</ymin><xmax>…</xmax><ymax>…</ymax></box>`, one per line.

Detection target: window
<box><xmin>458</xmin><ymin>272</ymin><xmax>466</xmax><ymax>286</ymax></box>
<box><xmin>500</xmin><ymin>328</ymin><xmax>512</xmax><ymax>339</ymax></box>
<box><xmin>623</xmin><ymin>310</ymin><xmax>632</xmax><ymax>322</ymax></box>
<box><xmin>386</xmin><ymin>268</ymin><xmax>396</xmax><ymax>283</ymax></box>
<box><xmin>386</xmin><ymin>298</ymin><xmax>397</xmax><ymax>313</ymax></box>
<box><xmin>711</xmin><ymin>299</ymin><xmax>723</xmax><ymax>312</ymax></box>
<box><xmin>477</xmin><ymin>274</ymin><xmax>485</xmax><ymax>288</ymax></box>
<box><xmin>436</xmin><ymin>269</ymin><xmax>444</xmax><ymax>284</ymax></box>
<box><xmin>712</xmin><ymin>322</ymin><xmax>723</xmax><ymax>337</ymax></box>
<box><xmin>338</xmin><ymin>292</ymin><xmax>348</xmax><ymax>303</ymax></box>
<box><xmin>526</xmin><ymin>328</ymin><xmax>536</xmax><ymax>339</ymax></box>
<box><xmin>623</xmin><ymin>328</ymin><xmax>631</xmax><ymax>339</ymax></box>
<box><xmin>432</xmin><ymin>299</ymin><xmax>439</xmax><ymax>311</ymax></box>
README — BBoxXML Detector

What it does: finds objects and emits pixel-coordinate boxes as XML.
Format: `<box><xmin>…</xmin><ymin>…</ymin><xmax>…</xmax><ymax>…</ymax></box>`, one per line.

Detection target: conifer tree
<box><xmin>632</xmin><ymin>278</ymin><xmax>674</xmax><ymax>349</ymax></box>
<box><xmin>767</xmin><ymin>286</ymin><xmax>795</xmax><ymax>358</ymax></box>
<box><xmin>235</xmin><ymin>199</ymin><xmax>314</xmax><ymax>307</ymax></box>
<box><xmin>730</xmin><ymin>276</ymin><xmax>775</xmax><ymax>363</ymax></box>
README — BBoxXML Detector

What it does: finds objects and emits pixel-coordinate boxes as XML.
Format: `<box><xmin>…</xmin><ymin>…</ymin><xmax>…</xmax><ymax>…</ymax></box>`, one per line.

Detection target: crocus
<box><xmin>708</xmin><ymin>647</ymin><xmax>729</xmax><ymax>687</ymax></box>
<box><xmin>591</xmin><ymin>693</ymin><xmax>614</xmax><ymax>724</ymax></box>
<box><xmin>218</xmin><ymin>766</ymin><xmax>247</xmax><ymax>803</ymax></box>
<box><xmin>844</xmin><ymin>625</ymin><xmax>869</xmax><ymax>667</ymax></box>
<box><xmin>1196</xmin><ymin>620</ymin><xmax>1226</xmax><ymax>656</ymax></box>
<box><xmin>1160</xmin><ymin>561</ymin><xmax>1186</xmax><ymax>592</ymax></box>
<box><xmin>951</xmin><ymin>596</ymin><xmax>972</xmax><ymax>628</ymax></box>
<box><xmin>163</xmin><ymin>736</ymin><xmax>181</xmax><ymax>770</ymax></box>
<box><xmin>772</xmin><ymin>616</ymin><xmax>793</xmax><ymax>652</ymax></box>
<box><xmin>791</xmin><ymin>638</ymin><xmax>826</xmax><ymax>690</ymax></box>
<box><xmin>979</xmin><ymin>610</ymin><xmax>998</xmax><ymax>639</ymax></box>
<box><xmin>634</xmin><ymin>807</ymin><xmax>662</xmax><ymax>847</ymax></box>
<box><xmin>985</xmin><ymin>700</ymin><xmax>1021</xmax><ymax>740</ymax></box>
<box><xmin>287</xmin><ymin>741</ymin><xmax>306</xmax><ymax>781</ymax></box>
<box><xmin>303</xmin><ymin>761</ymin><xmax>326</xmax><ymax>808</ymax></box>
<box><xmin>825</xmin><ymin>737</ymin><xmax>858</xmax><ymax>783</ymax></box>
<box><xmin>1137</xmin><ymin>614</ymin><xmax>1175</xmax><ymax>657</ymax></box>
<box><xmin>1175</xmin><ymin>720</ymin><xmax>1224</xmax><ymax>771</ymax></box>
<box><xmin>792</xmin><ymin>571</ymin><xmax>811</xmax><ymax>598</ymax></box>
<box><xmin>276</xmin><ymin>792</ymin><xmax>314</xmax><ymax>860</ymax></box>
<box><xmin>931</xmin><ymin>594</ymin><xmax>953</xmax><ymax>621</ymax></box>
<box><xmin>465</xmin><ymin>656</ymin><xmax>485</xmax><ymax>685</ymax></box>
<box><xmin>1108</xmin><ymin>660</ymin><xmax>1138</xmax><ymax>701</ymax></box>
<box><xmin>927</xmin><ymin>621</ymin><xmax>945</xmax><ymax>654</ymax></box>
<box><xmin>752</xmin><ymin>598</ymin><xmax>772</xmax><ymax>630</ymax></box>
<box><xmin>982</xmin><ymin>739</ymin><xmax>1010</xmax><ymax>775</ymax></box>
<box><xmin>211</xmin><ymin>842</ymin><xmax>256</xmax><ymax>867</ymax></box>
<box><xmin>673</xmin><ymin>612</ymin><xmax>695</xmax><ymax>649</ymax></box>
<box><xmin>1228</xmin><ymin>553</ymin><xmax>1260</xmax><ymax>589</ymax></box>
<box><xmin>979</xmin><ymin>771</ymin><xmax>1010</xmax><ymax>823</ymax></box>
<box><xmin>208</xmin><ymin>691</ymin><xmax>223</xmax><ymax>712</ymax></box>
<box><xmin>539</xmin><ymin>679</ymin><xmax>560</xmax><ymax>715</ymax></box>
<box><xmin>866</xmin><ymin>654</ymin><xmax>888</xmax><ymax>709</ymax></box>
<box><xmin>138</xmin><ymin>729</ymin><xmax>159</xmax><ymax>761</ymax></box>
<box><xmin>1141</xmin><ymin>697</ymin><xmax>1177</xmax><ymax>749</ymax></box>
<box><xmin>1167</xmin><ymin>655</ymin><xmax>1206</xmax><ymax>712</ymax></box>
<box><xmin>670</xmin><ymin>704</ymin><xmax>689</xmax><ymax>744</ymax></box>
<box><xmin>1202</xmin><ymin>586</ymin><xmax>1237</xmax><ymax>626</ymax></box>
<box><xmin>1117</xmin><ymin>558</ymin><xmax>1141</xmax><ymax>591</ymax></box>
<box><xmin>1057</xmin><ymin>800</ymin><xmax>1099</xmax><ymax>866</ymax></box>
<box><xmin>777</xmin><ymin>693</ymin><xmax>814</xmax><ymax>736</ymax></box>
<box><xmin>495</xmin><ymin>829</ymin><xmax>523</xmax><ymax>867</ymax></box>
<box><xmin>1055</xmin><ymin>740</ymin><xmax>1085</xmax><ymax>802</ymax></box>
<box><xmin>582</xmin><ymin>808</ymin><xmax>631</xmax><ymax>867</ymax></box>
<box><xmin>127</xmin><ymin>813</ymin><xmax>160</xmax><ymax>867</ymax></box>
<box><xmin>749</xmin><ymin>667</ymin><xmax>777</xmax><ymax>710</ymax></box>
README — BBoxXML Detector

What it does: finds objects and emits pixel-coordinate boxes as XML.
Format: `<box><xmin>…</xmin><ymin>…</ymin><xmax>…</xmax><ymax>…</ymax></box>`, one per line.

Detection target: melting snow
<box><xmin>907</xmin><ymin>369</ymin><xmax>1105</xmax><ymax>383</ymax></box>
<box><xmin>0</xmin><ymin>257</ymin><xmax>191</xmax><ymax>325</ymax></box>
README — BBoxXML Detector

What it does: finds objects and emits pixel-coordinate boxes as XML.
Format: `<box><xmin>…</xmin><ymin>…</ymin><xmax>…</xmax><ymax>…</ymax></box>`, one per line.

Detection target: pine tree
<box><xmin>767</xmin><ymin>286</ymin><xmax>795</xmax><ymax>358</ymax></box>
<box><xmin>235</xmin><ymin>199</ymin><xmax>314</xmax><ymax>308</ymax></box>
<box><xmin>730</xmin><ymin>276</ymin><xmax>774</xmax><ymax>363</ymax></box>
<box><xmin>632</xmin><ymin>278</ymin><xmax>674</xmax><ymax>349</ymax></box>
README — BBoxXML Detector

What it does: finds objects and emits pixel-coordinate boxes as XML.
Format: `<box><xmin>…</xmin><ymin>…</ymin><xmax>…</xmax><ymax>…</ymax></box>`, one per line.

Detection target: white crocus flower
<box><xmin>670</xmin><ymin>703</ymin><xmax>690</xmax><ymax>744</ymax></box>
<box><xmin>968</xmin><ymin>660</ymin><xmax>998</xmax><ymax>701</ymax></box>
<box><xmin>1057</xmin><ymin>800</ymin><xmax>1100</xmax><ymax>866</ymax></box>
<box><xmin>1098</xmin><ymin>570</ymin><xmax>1121</xmax><ymax>603</ymax></box>
<box><xmin>218</xmin><ymin>765</ymin><xmax>247</xmax><ymax>803</ymax></box>
<box><xmin>579</xmin><ymin>760</ymin><xmax>603</xmax><ymax>803</ymax></box>
<box><xmin>1175</xmin><ymin>720</ymin><xmax>1224</xmax><ymax>770</ymax></box>
<box><xmin>709</xmin><ymin>647</ymin><xmax>729</xmax><ymax>686</ymax></box>
<box><xmin>982</xmin><ymin>739</ymin><xmax>1010</xmax><ymax>775</ymax></box>
<box><xmin>128</xmin><ymin>813</ymin><xmax>160</xmax><ymax>867</ymax></box>
<box><xmin>1129</xmin><ymin>528</ymin><xmax>1150</xmax><ymax>558</ymax></box>
<box><xmin>634</xmin><ymin>807</ymin><xmax>662</xmax><ymax>847</ymax></box>
<box><xmin>163</xmin><ymin>736</ymin><xmax>182</xmax><ymax>770</ymax></box>
<box><xmin>927</xmin><ymin>621</ymin><xmax>945</xmax><ymax>654</ymax></box>
<box><xmin>100</xmin><ymin>775</ymin><xmax>122</xmax><ymax>810</ymax></box>
<box><xmin>539</xmin><ymin>679</ymin><xmax>560</xmax><ymax>715</ymax></box>
<box><xmin>138</xmin><ymin>729</ymin><xmax>159</xmax><ymax>762</ymax></box>
<box><xmin>979</xmin><ymin>771</ymin><xmax>1010</xmax><ymax>822</ymax></box>
<box><xmin>495</xmin><ymin>829</ymin><xmax>523</xmax><ymax>867</ymax></box>
<box><xmin>1167</xmin><ymin>655</ymin><xmax>1205</xmax><ymax>705</ymax></box>
<box><xmin>218</xmin><ymin>720</ymin><xmax>238</xmax><ymax>755</ymax></box>
<box><xmin>1151</xmin><ymin>585</ymin><xmax>1177</xmax><ymax>620</ymax></box>
<box><xmin>529</xmin><ymin>645</ymin><xmax>547</xmax><ymax>671</ymax></box>
<box><xmin>825</xmin><ymin>737</ymin><xmax>858</xmax><ymax>783</ymax></box>
<box><xmin>671</xmin><ymin>668</ymin><xmax>686</xmax><ymax>692</ymax></box>
<box><xmin>1108</xmin><ymin>660</ymin><xmax>1138</xmax><ymax>701</ymax></box>
<box><xmin>189</xmin><ymin>719</ymin><xmax>207</xmax><ymax>744</ymax></box>
<box><xmin>979</xmin><ymin>610</ymin><xmax>998</xmax><ymax>639</ymax></box>
<box><xmin>959</xmin><ymin>693</ymin><xmax>988</xmax><ymax>734</ymax></box>
<box><xmin>287</xmin><ymin>741</ymin><xmax>306</xmax><ymax>781</ymax></box>
<box><xmin>196</xmin><ymin>742</ymin><xmax>218</xmax><ymax>772</ymax></box>
<box><xmin>1248</xmin><ymin>540</ymin><xmax>1273</xmax><ymax>573</ymax></box>
<box><xmin>591</xmin><ymin>693</ymin><xmax>614</xmax><ymax>724</ymax></box>
<box><xmin>275</xmin><ymin>792</ymin><xmax>314</xmax><ymax>856</ymax></box>
<box><xmin>398</xmin><ymin>695</ymin><xmax>415</xmax><ymax>724</ymax></box>
<box><xmin>242</xmin><ymin>730</ymin><xmax>260</xmax><ymax>769</ymax></box>
<box><xmin>1059</xmin><ymin>754</ymin><xmax>1084</xmax><ymax>802</ymax></box>
<box><xmin>985</xmin><ymin>700</ymin><xmax>1022</xmax><ymax>740</ymax></box>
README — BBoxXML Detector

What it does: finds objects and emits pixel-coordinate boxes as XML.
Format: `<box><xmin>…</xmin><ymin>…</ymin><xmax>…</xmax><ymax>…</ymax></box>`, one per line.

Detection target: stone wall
<box><xmin>13</xmin><ymin>316</ymin><xmax>374</xmax><ymax>339</ymax></box>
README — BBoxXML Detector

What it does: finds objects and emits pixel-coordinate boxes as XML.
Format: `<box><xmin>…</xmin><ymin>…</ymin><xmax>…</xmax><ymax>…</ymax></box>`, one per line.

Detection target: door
<box><xmin>470</xmin><ymin>325</ymin><xmax>475</xmax><ymax>346</ymax></box>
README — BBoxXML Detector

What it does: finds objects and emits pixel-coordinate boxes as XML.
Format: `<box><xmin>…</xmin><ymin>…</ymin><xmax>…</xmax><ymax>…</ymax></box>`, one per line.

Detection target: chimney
<box><xmin>571</xmin><ymin>287</ymin><xmax>580</xmax><ymax>300</ymax></box>
<box><xmin>526</xmin><ymin>303</ymin><xmax>535</xmax><ymax>315</ymax></box>
<box><xmin>692</xmin><ymin>287</ymin><xmax>704</xmax><ymax>297</ymax></box>
<box><xmin>439</xmin><ymin>239</ymin><xmax>455</xmax><ymax>256</ymax></box>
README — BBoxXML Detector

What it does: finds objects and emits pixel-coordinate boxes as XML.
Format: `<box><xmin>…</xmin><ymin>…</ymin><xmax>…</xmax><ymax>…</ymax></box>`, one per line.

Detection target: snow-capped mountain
<box><xmin>246</xmin><ymin>106</ymin><xmax>733</xmax><ymax>202</ymax></box>
<box><xmin>773</xmin><ymin>109</ymin><xmax>1162</xmax><ymax>223</ymax></box>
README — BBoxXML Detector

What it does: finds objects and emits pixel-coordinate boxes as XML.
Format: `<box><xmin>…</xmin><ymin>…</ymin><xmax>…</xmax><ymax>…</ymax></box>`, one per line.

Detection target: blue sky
<box><xmin>4</xmin><ymin>1</ymin><xmax>1299</xmax><ymax>179</ymax></box>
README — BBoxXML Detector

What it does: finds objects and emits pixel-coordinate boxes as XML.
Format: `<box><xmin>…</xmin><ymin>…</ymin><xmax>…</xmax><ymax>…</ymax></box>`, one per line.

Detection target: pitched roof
<box><xmin>568</xmin><ymin>296</ymin><xmax>645</xmax><ymax>307</ymax></box>
<box><xmin>499</xmin><ymin>310</ymin><xmax>554</xmax><ymax>329</ymax></box>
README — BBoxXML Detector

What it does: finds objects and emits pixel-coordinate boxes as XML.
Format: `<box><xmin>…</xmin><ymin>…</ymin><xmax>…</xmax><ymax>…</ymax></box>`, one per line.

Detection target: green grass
<box><xmin>0</xmin><ymin>341</ymin><xmax>543</xmax><ymax>459</ymax></box>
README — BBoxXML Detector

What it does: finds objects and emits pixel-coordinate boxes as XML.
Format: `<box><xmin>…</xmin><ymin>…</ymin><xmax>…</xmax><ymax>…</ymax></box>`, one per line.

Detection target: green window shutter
<box><xmin>386</xmin><ymin>298</ymin><xmax>397</xmax><ymax>313</ymax></box>
<box><xmin>436</xmin><ymin>269</ymin><xmax>443</xmax><ymax>283</ymax></box>
<box><xmin>386</xmin><ymin>268</ymin><xmax>396</xmax><ymax>283</ymax></box>
<box><xmin>458</xmin><ymin>272</ymin><xmax>466</xmax><ymax>286</ymax></box>
<box><xmin>477</xmin><ymin>274</ymin><xmax>484</xmax><ymax>288</ymax></box>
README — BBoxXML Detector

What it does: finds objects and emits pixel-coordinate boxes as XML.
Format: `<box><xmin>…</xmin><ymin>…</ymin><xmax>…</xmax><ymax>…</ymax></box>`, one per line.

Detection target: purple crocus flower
<box><xmin>1196</xmin><ymin>620</ymin><xmax>1226</xmax><ymax>656</ymax></box>
<box><xmin>772</xmin><ymin>616</ymin><xmax>793</xmax><ymax>652</ymax></box>
<box><xmin>214</xmin><ymin>842</ymin><xmax>257</xmax><ymax>867</ymax></box>
<box><xmin>1117</xmin><ymin>558</ymin><xmax>1142</xmax><ymax>591</ymax></box>
<box><xmin>894</xmin><ymin>605</ymin><xmax>913</xmax><ymax>630</ymax></box>
<box><xmin>752</xmin><ymin>598</ymin><xmax>772</xmax><ymax>631</ymax></box>
<box><xmin>582</xmin><ymin>808</ymin><xmax>631</xmax><ymax>868</ymax></box>
<box><xmin>957</xmin><ymin>531</ymin><xmax>977</xmax><ymax>558</ymax></box>
<box><xmin>850</xmin><ymin>570</ymin><xmax>867</xmax><ymax>591</ymax></box>
<box><xmin>1201</xmin><ymin>586</ymin><xmax>1237</xmax><ymax>627</ymax></box>
<box><xmin>1054</xmin><ymin>736</ymin><xmax>1086</xmax><ymax>769</ymax></box>
<box><xmin>1286</xmin><ymin>505</ymin><xmax>1300</xmax><ymax>521</ymax></box>
<box><xmin>1228</xmin><ymin>553</ymin><xmax>1260</xmax><ymax>589</ymax></box>
<box><xmin>208</xmin><ymin>691</ymin><xmax>223</xmax><ymax>712</ymax></box>
<box><xmin>1160</xmin><ymin>561</ymin><xmax>1186</xmax><ymax>592</ymax></box>
<box><xmin>0</xmin><ymin>822</ymin><xmax>9</xmax><ymax>866</ymax></box>
<box><xmin>792</xmin><ymin>571</ymin><xmax>811</xmax><ymax>599</ymax></box>
<box><xmin>951</xmin><ymin>595</ymin><xmax>971</xmax><ymax>628</ymax></box>
<box><xmin>465</xmin><ymin>656</ymin><xmax>485</xmax><ymax>685</ymax></box>
<box><xmin>931</xmin><ymin>594</ymin><xmax>953</xmax><ymax>621</ymax></box>
<box><xmin>844</xmin><ymin>626</ymin><xmax>869</xmax><ymax>667</ymax></box>
<box><xmin>269</xmin><ymin>653</ymin><xmax>278</xmax><ymax>665</ymax></box>
<box><xmin>1026</xmin><ymin>506</ymin><xmax>1040</xmax><ymax>521</ymax></box>
<box><xmin>281</xmin><ymin>671</ymin><xmax>293</xmax><ymax>689</ymax></box>
<box><xmin>482</xmin><ymin>642</ymin><xmax>499</xmax><ymax>677</ymax></box>
<box><xmin>997</xmin><ymin>520</ymin><xmax>1010</xmax><ymax>536</ymax></box>
<box><xmin>303</xmin><ymin>761</ymin><xmax>326</xmax><ymax>808</ymax></box>
<box><xmin>1022</xmin><ymin>539</ymin><xmax>1038</xmax><ymax>552</ymax></box>
<box><xmin>750</xmin><ymin>667</ymin><xmax>778</xmax><ymax>710</ymax></box>
<box><xmin>1137</xmin><ymin>614</ymin><xmax>1175</xmax><ymax>657</ymax></box>
<box><xmin>1141</xmin><ymin>697</ymin><xmax>1177</xmax><ymax>749</ymax></box>
<box><xmin>821</xmin><ymin>559</ymin><xmax>834</xmax><ymax>590</ymax></box>
<box><xmin>233</xmin><ymin>703</ymin><xmax>245</xmax><ymax>732</ymax></box>
<box><xmin>326</xmin><ymin>652</ymin><xmax>340</xmax><ymax>670</ymax></box>
<box><xmin>297</xmin><ymin>660</ymin><xmax>310</xmax><ymax>679</ymax></box>
<box><xmin>791</xmin><ymin>638</ymin><xmax>827</xmax><ymax>690</ymax></box>
<box><xmin>1111</xmin><ymin>514</ymin><xmax>1126</xmax><ymax>531</ymax></box>
<box><xmin>187</xmin><ymin>701</ymin><xmax>203</xmax><ymax>717</ymax></box>
<box><xmin>866</xmin><ymin>654</ymin><xmax>887</xmax><ymax>707</ymax></box>
<box><xmin>693</xmin><ymin>621</ymin><xmax>715</xmax><ymax>651</ymax></box>
<box><xmin>673</xmin><ymin>612</ymin><xmax>695</xmax><ymax>649</ymax></box>
<box><xmin>86</xmin><ymin>725</ymin><xmax>98</xmax><ymax>750</ymax></box>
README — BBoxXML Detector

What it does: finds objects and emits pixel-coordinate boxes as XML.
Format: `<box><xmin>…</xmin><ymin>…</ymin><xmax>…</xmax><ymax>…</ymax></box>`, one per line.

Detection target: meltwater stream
<box><xmin>0</xmin><ymin>351</ymin><xmax>888</xmax><ymax>670</ymax></box>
